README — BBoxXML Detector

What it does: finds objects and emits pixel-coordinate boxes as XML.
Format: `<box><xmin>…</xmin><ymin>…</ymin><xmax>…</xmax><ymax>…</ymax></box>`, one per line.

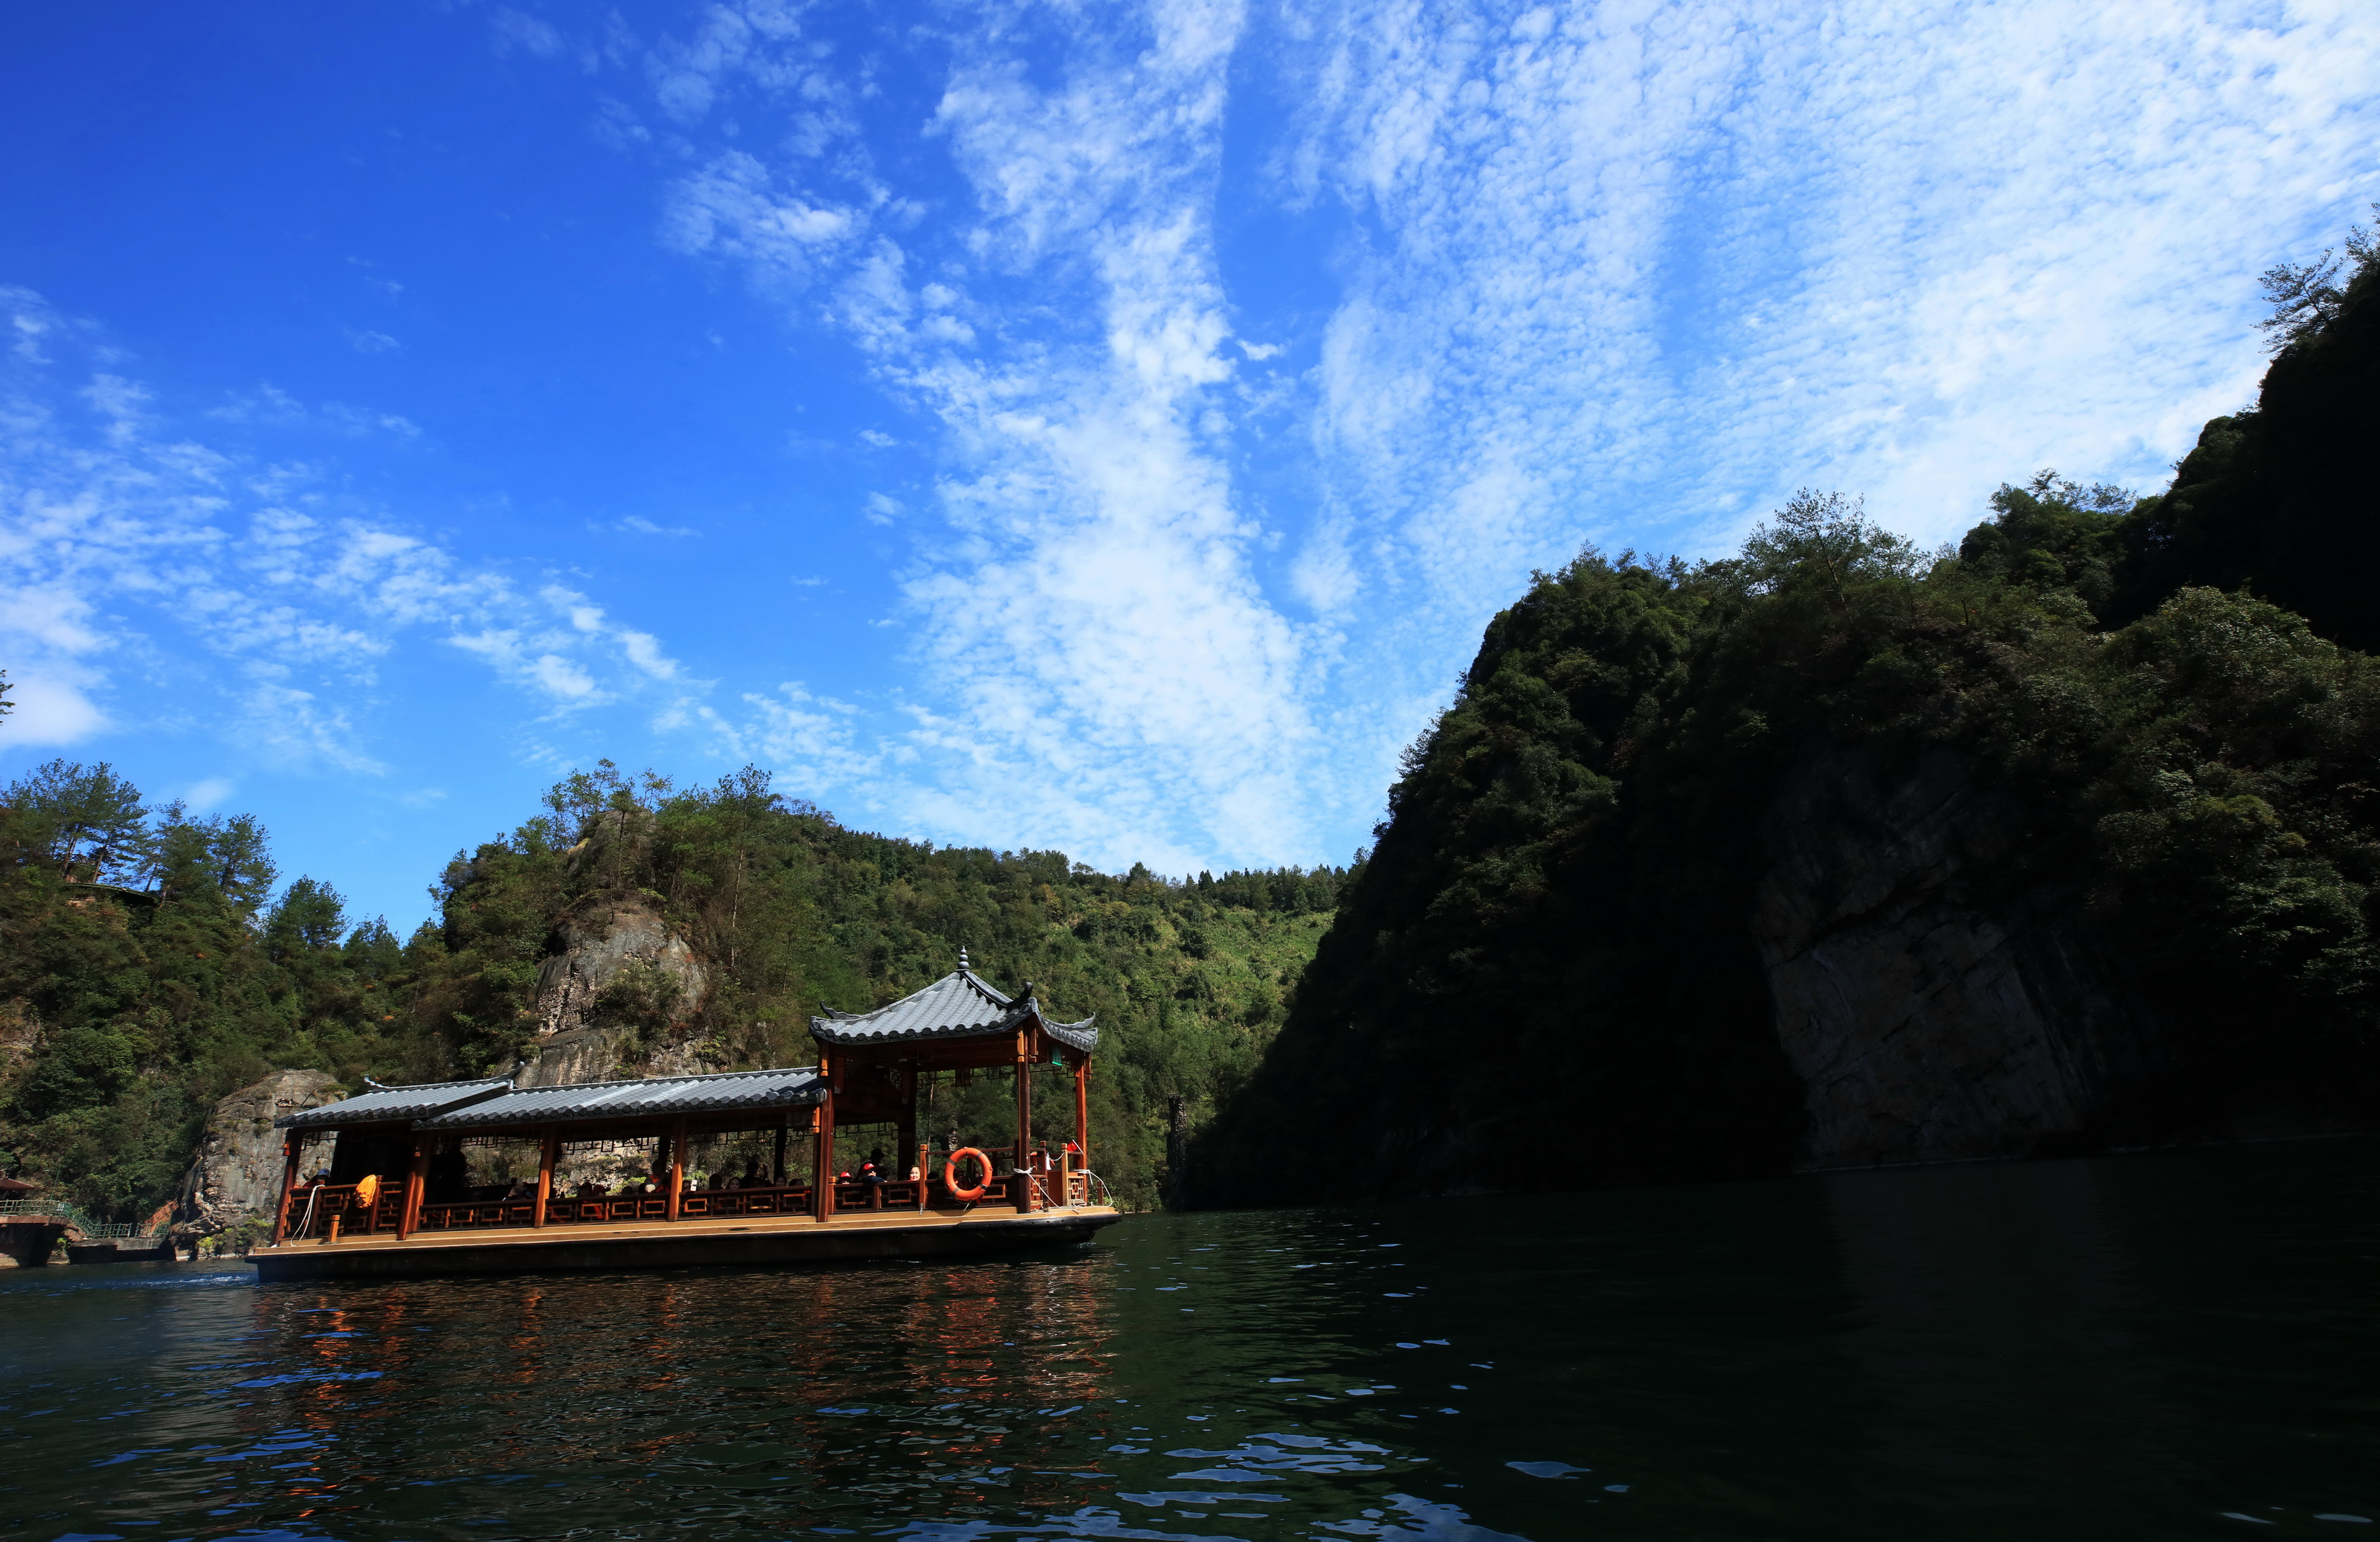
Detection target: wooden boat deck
<box><xmin>249</xmin><ymin>1203</ymin><xmax>1122</xmax><ymax>1281</ymax></box>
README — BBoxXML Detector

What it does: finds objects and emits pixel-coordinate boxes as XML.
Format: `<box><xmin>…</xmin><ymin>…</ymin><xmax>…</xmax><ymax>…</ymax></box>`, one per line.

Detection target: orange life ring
<box><xmin>945</xmin><ymin>1147</ymin><xmax>991</xmax><ymax>1202</ymax></box>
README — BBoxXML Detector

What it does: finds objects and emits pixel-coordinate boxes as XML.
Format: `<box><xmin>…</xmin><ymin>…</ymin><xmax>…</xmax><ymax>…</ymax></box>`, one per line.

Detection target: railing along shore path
<box><xmin>0</xmin><ymin>1197</ymin><xmax>167</xmax><ymax>1240</ymax></box>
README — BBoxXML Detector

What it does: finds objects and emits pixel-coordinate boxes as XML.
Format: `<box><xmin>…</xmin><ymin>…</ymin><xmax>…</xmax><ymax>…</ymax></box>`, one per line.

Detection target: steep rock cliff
<box><xmin>176</xmin><ymin>1068</ymin><xmax>339</xmax><ymax>1239</ymax></box>
<box><xmin>1754</xmin><ymin>747</ymin><xmax>2163</xmax><ymax>1167</ymax></box>
<box><xmin>521</xmin><ymin>893</ymin><xmax>713</xmax><ymax>1087</ymax></box>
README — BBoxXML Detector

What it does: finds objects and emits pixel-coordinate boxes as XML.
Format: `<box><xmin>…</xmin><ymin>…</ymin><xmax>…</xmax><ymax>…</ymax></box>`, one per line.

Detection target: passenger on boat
<box><xmin>740</xmin><ymin>1158</ymin><xmax>763</xmax><ymax>1189</ymax></box>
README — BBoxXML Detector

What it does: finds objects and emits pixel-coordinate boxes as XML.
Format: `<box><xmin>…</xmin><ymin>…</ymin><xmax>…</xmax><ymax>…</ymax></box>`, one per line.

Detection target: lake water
<box><xmin>4</xmin><ymin>1139</ymin><xmax>2376</xmax><ymax>1541</ymax></box>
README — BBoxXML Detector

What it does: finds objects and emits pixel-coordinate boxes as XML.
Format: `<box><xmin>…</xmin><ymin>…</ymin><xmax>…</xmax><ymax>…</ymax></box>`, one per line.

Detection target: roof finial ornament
<box><xmin>959</xmin><ymin>944</ymin><xmax>970</xmax><ymax>971</ymax></box>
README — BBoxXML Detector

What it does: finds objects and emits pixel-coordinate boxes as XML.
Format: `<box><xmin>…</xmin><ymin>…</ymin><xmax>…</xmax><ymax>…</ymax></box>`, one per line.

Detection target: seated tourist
<box><xmin>742</xmin><ymin>1158</ymin><xmax>763</xmax><ymax>1189</ymax></box>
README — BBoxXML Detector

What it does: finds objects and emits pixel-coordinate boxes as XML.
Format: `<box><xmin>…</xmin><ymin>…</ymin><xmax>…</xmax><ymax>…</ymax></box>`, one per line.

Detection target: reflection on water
<box><xmin>2</xmin><ymin>1139</ymin><xmax>2376</xmax><ymax>1541</ymax></box>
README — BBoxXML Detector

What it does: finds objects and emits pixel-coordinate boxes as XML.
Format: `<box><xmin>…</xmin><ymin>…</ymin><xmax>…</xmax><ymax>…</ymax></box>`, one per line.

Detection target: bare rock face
<box><xmin>521</xmin><ymin>893</ymin><xmax>712</xmax><ymax>1088</ymax></box>
<box><xmin>1752</xmin><ymin>746</ymin><xmax>2164</xmax><ymax>1169</ymax></box>
<box><xmin>178</xmin><ymin>1069</ymin><xmax>341</xmax><ymax>1236</ymax></box>
<box><xmin>0</xmin><ymin>997</ymin><xmax>38</xmax><ymax>1066</ymax></box>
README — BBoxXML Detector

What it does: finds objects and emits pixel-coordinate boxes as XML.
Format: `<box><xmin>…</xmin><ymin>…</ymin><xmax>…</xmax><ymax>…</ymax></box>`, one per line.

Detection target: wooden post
<box><xmin>667</xmin><ymin>1119</ymin><xmax>687</xmax><ymax>1221</ymax></box>
<box><xmin>812</xmin><ymin>1057</ymin><xmax>835</xmax><ymax>1223</ymax></box>
<box><xmin>1073</xmin><ymin>1058</ymin><xmax>1090</xmax><ymax>1176</ymax></box>
<box><xmin>271</xmin><ymin>1137</ymin><xmax>302</xmax><ymax>1245</ymax></box>
<box><xmin>916</xmin><ymin>1140</ymin><xmax>930</xmax><ymax>1211</ymax></box>
<box><xmin>534</xmin><ymin>1127</ymin><xmax>558</xmax><ymax>1227</ymax></box>
<box><xmin>1014</xmin><ymin>1029</ymin><xmax>1036</xmax><ymax>1213</ymax></box>
<box><xmin>399</xmin><ymin>1137</ymin><xmax>429</xmax><ymax>1240</ymax></box>
<box><xmin>772</xmin><ymin>1116</ymin><xmax>789</xmax><ymax>1188</ymax></box>
<box><xmin>896</xmin><ymin>1061</ymin><xmax>918</xmax><ymax>1197</ymax></box>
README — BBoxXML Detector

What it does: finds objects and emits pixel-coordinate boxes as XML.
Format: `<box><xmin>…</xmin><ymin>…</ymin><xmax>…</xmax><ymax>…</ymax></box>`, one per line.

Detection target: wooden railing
<box><xmin>281</xmin><ymin>1184</ymin><xmax>403</xmax><ymax>1240</ymax></box>
<box><xmin>277</xmin><ymin>1160</ymin><xmax>1110</xmax><ymax>1243</ymax></box>
<box><xmin>669</xmin><ymin>1185</ymin><xmax>808</xmax><ymax>1220</ymax></box>
<box><xmin>415</xmin><ymin>1198</ymin><xmax>538</xmax><ymax>1230</ymax></box>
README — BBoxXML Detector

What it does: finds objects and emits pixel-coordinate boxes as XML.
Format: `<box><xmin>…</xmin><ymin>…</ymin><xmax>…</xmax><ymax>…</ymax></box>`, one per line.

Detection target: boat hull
<box><xmin>248</xmin><ymin>1206</ymin><xmax>1122</xmax><ymax>1282</ymax></box>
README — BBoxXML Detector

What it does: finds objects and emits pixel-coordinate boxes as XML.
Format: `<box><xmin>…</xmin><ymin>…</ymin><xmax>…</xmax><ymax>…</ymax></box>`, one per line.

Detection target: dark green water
<box><xmin>5</xmin><ymin>1140</ymin><xmax>2377</xmax><ymax>1541</ymax></box>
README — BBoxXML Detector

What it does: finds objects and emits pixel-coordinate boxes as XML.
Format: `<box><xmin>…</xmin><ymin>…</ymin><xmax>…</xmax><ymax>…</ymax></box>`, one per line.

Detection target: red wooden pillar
<box><xmin>534</xmin><ymin>1126</ymin><xmax>558</xmax><ymax>1227</ymax></box>
<box><xmin>666</xmin><ymin>1119</ymin><xmax>687</xmax><ymax>1221</ymax></box>
<box><xmin>812</xmin><ymin>1054</ymin><xmax>836</xmax><ymax>1223</ymax></box>
<box><xmin>896</xmin><ymin>1061</ymin><xmax>918</xmax><ymax>1201</ymax></box>
<box><xmin>1073</xmin><ymin>1058</ymin><xmax>1090</xmax><ymax>1175</ymax></box>
<box><xmin>271</xmin><ymin>1137</ymin><xmax>302</xmax><ymax>1245</ymax></box>
<box><xmin>1014</xmin><ymin>1029</ymin><xmax>1037</xmax><ymax>1213</ymax></box>
<box><xmin>398</xmin><ymin>1137</ymin><xmax>429</xmax><ymax>1240</ymax></box>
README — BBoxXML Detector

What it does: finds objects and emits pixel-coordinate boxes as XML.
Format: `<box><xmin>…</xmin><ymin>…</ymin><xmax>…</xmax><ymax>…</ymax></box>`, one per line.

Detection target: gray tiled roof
<box><xmin>810</xmin><ymin>968</ymin><xmax>1096</xmax><ymax>1055</ymax></box>
<box><xmin>277</xmin><ymin>1077</ymin><xmax>512</xmax><ymax>1130</ymax></box>
<box><xmin>414</xmin><ymin>1066</ymin><xmax>826</xmax><ymax>1130</ymax></box>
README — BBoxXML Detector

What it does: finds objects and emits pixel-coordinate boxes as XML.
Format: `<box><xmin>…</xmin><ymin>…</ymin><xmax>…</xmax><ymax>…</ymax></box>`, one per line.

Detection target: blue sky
<box><xmin>2</xmin><ymin>1</ymin><xmax>2374</xmax><ymax>934</ymax></box>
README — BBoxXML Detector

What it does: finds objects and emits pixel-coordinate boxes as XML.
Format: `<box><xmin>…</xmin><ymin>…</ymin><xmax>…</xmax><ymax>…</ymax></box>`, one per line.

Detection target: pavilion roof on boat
<box><xmin>809</xmin><ymin>963</ymin><xmax>1096</xmax><ymax>1061</ymax></box>
<box><xmin>276</xmin><ymin>1075</ymin><xmax>514</xmax><ymax>1130</ymax></box>
<box><xmin>414</xmin><ymin>1066</ymin><xmax>825</xmax><ymax>1134</ymax></box>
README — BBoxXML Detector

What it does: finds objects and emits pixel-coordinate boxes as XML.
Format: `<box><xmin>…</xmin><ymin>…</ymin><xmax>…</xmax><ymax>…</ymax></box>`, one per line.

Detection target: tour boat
<box><xmin>250</xmin><ymin>966</ymin><xmax>1121</xmax><ymax>1282</ymax></box>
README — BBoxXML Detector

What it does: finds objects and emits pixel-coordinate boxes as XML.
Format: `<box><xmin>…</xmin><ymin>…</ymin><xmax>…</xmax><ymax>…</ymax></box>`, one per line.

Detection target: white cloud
<box><xmin>489</xmin><ymin>7</ymin><xmax>566</xmax><ymax>60</ymax></box>
<box><xmin>532</xmin><ymin>654</ymin><xmax>596</xmax><ymax>698</ymax></box>
<box><xmin>184</xmin><ymin>776</ymin><xmax>236</xmax><ymax>811</ymax></box>
<box><xmin>649</xmin><ymin>0</ymin><xmax>1334</xmax><ymax>870</ymax></box>
<box><xmin>1</xmin><ymin>669</ymin><xmax>109</xmax><ymax>745</ymax></box>
<box><xmin>210</xmin><ymin>384</ymin><xmax>418</xmax><ymax>437</ymax></box>
<box><xmin>0</xmin><ymin>292</ymin><xmax>702</xmax><ymax>770</ymax></box>
<box><xmin>529</xmin><ymin>0</ymin><xmax>2380</xmax><ymax>875</ymax></box>
<box><xmin>663</xmin><ymin>151</ymin><xmax>862</xmax><ymax>292</ymax></box>
<box><xmin>618</xmin><ymin>515</ymin><xmax>698</xmax><ymax>536</ymax></box>
<box><xmin>346</xmin><ymin>330</ymin><xmax>401</xmax><ymax>355</ymax></box>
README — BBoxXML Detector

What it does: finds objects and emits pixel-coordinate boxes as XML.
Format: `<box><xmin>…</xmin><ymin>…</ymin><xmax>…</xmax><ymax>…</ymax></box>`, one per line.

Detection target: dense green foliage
<box><xmin>409</xmin><ymin>762</ymin><xmax>1344</xmax><ymax>1207</ymax></box>
<box><xmin>0</xmin><ymin>764</ymin><xmax>416</xmax><ymax>1217</ymax></box>
<box><xmin>0</xmin><ymin>756</ymin><xmax>1342</xmax><ymax>1217</ymax></box>
<box><xmin>1196</xmin><ymin>240</ymin><xmax>2380</xmax><ymax>1203</ymax></box>
<box><xmin>2099</xmin><ymin>206</ymin><xmax>2380</xmax><ymax>649</ymax></box>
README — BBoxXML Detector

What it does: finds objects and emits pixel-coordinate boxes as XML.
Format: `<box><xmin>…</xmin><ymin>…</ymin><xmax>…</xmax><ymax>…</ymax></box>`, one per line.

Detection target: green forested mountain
<box><xmin>1194</xmin><ymin>229</ymin><xmax>2380</xmax><ymax>1204</ymax></box>
<box><xmin>0</xmin><ymin>759</ymin><xmax>1346</xmax><ymax>1216</ymax></box>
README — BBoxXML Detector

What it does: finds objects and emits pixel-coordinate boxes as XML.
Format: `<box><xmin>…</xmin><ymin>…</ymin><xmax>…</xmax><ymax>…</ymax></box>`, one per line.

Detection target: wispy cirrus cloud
<box><xmin>1283</xmin><ymin>0</ymin><xmax>2380</xmax><ymax>672</ymax></box>
<box><xmin>0</xmin><ymin>286</ymin><xmax>695</xmax><ymax>767</ymax></box>
<box><xmin>647</xmin><ymin>0</ymin><xmax>1326</xmax><ymax>871</ymax></box>
<box><xmin>529</xmin><ymin>0</ymin><xmax>2376</xmax><ymax>874</ymax></box>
